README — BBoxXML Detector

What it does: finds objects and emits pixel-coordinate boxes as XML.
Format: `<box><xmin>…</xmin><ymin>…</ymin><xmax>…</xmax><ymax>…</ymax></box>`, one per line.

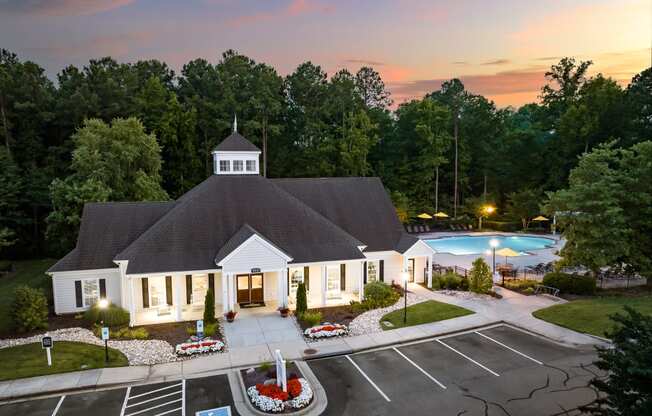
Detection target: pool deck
<box><xmin>419</xmin><ymin>231</ymin><xmax>565</xmax><ymax>272</ymax></box>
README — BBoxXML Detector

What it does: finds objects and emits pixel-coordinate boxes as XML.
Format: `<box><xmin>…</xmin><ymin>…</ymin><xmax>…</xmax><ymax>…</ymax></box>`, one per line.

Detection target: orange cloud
<box><xmin>225</xmin><ymin>0</ymin><xmax>334</xmax><ymax>28</ymax></box>
<box><xmin>0</xmin><ymin>0</ymin><xmax>135</xmax><ymax>16</ymax></box>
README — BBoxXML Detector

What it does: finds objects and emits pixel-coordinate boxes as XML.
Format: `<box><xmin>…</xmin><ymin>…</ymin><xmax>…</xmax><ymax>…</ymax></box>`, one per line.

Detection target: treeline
<box><xmin>0</xmin><ymin>48</ymin><xmax>650</xmax><ymax>258</ymax></box>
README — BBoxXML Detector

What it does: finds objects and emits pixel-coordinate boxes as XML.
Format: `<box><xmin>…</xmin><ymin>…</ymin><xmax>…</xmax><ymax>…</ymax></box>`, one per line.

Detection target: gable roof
<box><xmin>214</xmin><ymin>223</ymin><xmax>291</xmax><ymax>265</ymax></box>
<box><xmin>48</xmin><ymin>202</ymin><xmax>174</xmax><ymax>273</ymax></box>
<box><xmin>213</xmin><ymin>132</ymin><xmax>260</xmax><ymax>152</ymax></box>
<box><xmin>273</xmin><ymin>177</ymin><xmax>408</xmax><ymax>252</ymax></box>
<box><xmin>115</xmin><ymin>175</ymin><xmax>365</xmax><ymax>274</ymax></box>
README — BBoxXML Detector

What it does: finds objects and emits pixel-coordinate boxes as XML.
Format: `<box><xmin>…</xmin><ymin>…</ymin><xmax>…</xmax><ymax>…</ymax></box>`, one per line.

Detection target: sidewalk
<box><xmin>0</xmin><ymin>286</ymin><xmax>604</xmax><ymax>402</ymax></box>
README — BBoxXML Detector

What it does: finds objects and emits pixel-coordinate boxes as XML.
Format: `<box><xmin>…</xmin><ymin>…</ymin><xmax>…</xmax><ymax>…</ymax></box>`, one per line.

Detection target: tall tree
<box><xmin>626</xmin><ymin>67</ymin><xmax>652</xmax><ymax>143</ymax></box>
<box><xmin>354</xmin><ymin>66</ymin><xmax>392</xmax><ymax>110</ymax></box>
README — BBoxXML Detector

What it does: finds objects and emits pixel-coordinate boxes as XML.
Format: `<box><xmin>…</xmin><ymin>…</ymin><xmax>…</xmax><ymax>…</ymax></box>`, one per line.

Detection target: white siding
<box><xmin>51</xmin><ymin>268</ymin><xmax>121</xmax><ymax>314</ymax></box>
<box><xmin>343</xmin><ymin>260</ymin><xmax>363</xmax><ymax>294</ymax></box>
<box><xmin>220</xmin><ymin>237</ymin><xmax>288</xmax><ymax>274</ymax></box>
<box><xmin>263</xmin><ymin>271</ymin><xmax>279</xmax><ymax>301</ymax></box>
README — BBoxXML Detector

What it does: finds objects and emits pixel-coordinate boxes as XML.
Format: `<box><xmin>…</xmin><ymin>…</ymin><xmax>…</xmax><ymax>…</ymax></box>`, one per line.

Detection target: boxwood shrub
<box><xmin>84</xmin><ymin>302</ymin><xmax>130</xmax><ymax>327</ymax></box>
<box><xmin>542</xmin><ymin>272</ymin><xmax>596</xmax><ymax>295</ymax></box>
<box><xmin>364</xmin><ymin>281</ymin><xmax>400</xmax><ymax>308</ymax></box>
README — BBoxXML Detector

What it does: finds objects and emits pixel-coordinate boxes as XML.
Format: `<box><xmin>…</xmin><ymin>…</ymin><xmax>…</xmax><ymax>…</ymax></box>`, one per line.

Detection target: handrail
<box><xmin>534</xmin><ymin>284</ymin><xmax>560</xmax><ymax>297</ymax></box>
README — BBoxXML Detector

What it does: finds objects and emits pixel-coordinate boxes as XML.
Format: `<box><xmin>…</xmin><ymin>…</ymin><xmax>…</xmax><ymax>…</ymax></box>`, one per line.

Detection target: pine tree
<box><xmin>203</xmin><ymin>288</ymin><xmax>215</xmax><ymax>323</ymax></box>
<box><xmin>296</xmin><ymin>282</ymin><xmax>307</xmax><ymax>316</ymax></box>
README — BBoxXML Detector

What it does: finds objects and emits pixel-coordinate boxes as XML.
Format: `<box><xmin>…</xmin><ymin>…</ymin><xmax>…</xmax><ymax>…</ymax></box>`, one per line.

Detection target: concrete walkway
<box><xmin>0</xmin><ymin>286</ymin><xmax>604</xmax><ymax>402</ymax></box>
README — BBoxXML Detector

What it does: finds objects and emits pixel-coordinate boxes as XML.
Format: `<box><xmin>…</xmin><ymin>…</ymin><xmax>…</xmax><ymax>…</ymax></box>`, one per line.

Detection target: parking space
<box><xmin>309</xmin><ymin>324</ymin><xmax>602</xmax><ymax>416</ymax></box>
<box><xmin>0</xmin><ymin>374</ymin><xmax>238</xmax><ymax>416</ymax></box>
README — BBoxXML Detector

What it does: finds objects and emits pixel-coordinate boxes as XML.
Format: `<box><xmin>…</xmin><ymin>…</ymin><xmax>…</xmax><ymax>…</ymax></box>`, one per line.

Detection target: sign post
<box><xmin>101</xmin><ymin>327</ymin><xmax>110</xmax><ymax>363</ymax></box>
<box><xmin>274</xmin><ymin>349</ymin><xmax>287</xmax><ymax>392</ymax></box>
<box><xmin>41</xmin><ymin>335</ymin><xmax>53</xmax><ymax>367</ymax></box>
<box><xmin>196</xmin><ymin>319</ymin><xmax>204</xmax><ymax>339</ymax></box>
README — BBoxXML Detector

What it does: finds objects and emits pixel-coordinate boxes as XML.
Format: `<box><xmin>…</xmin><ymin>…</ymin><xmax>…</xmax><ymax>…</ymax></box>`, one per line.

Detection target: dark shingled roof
<box><xmin>273</xmin><ymin>177</ymin><xmax>408</xmax><ymax>252</ymax></box>
<box><xmin>115</xmin><ymin>175</ymin><xmax>365</xmax><ymax>274</ymax></box>
<box><xmin>213</xmin><ymin>132</ymin><xmax>260</xmax><ymax>152</ymax></box>
<box><xmin>395</xmin><ymin>233</ymin><xmax>421</xmax><ymax>254</ymax></box>
<box><xmin>48</xmin><ymin>202</ymin><xmax>175</xmax><ymax>273</ymax></box>
<box><xmin>214</xmin><ymin>223</ymin><xmax>290</xmax><ymax>264</ymax></box>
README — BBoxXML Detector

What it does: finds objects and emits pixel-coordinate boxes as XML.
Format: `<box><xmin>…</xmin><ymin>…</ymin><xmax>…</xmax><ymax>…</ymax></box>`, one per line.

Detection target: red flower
<box><xmin>287</xmin><ymin>379</ymin><xmax>302</xmax><ymax>398</ymax></box>
<box><xmin>256</xmin><ymin>383</ymin><xmax>289</xmax><ymax>401</ymax></box>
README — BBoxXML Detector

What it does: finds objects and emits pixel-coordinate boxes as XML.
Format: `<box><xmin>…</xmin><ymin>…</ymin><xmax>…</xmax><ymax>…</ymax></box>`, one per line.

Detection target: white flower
<box><xmin>303</xmin><ymin>323</ymin><xmax>348</xmax><ymax>339</ymax></box>
<box><xmin>175</xmin><ymin>339</ymin><xmax>224</xmax><ymax>356</ymax></box>
<box><xmin>247</xmin><ymin>385</ymin><xmax>285</xmax><ymax>412</ymax></box>
<box><xmin>289</xmin><ymin>378</ymin><xmax>313</xmax><ymax>409</ymax></box>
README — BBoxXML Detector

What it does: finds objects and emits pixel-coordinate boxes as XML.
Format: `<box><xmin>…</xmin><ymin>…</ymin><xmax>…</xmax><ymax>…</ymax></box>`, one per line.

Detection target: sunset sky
<box><xmin>1</xmin><ymin>0</ymin><xmax>650</xmax><ymax>108</ymax></box>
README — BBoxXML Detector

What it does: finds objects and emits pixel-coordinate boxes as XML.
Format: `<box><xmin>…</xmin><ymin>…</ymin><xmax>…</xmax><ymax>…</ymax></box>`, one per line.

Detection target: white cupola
<box><xmin>211</xmin><ymin>116</ymin><xmax>261</xmax><ymax>175</ymax></box>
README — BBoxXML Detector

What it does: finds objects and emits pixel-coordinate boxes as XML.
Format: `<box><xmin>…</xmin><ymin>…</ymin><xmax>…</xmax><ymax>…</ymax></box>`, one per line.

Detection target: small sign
<box><xmin>250</xmin><ymin>267</ymin><xmax>261</xmax><ymax>273</ymax></box>
<box><xmin>101</xmin><ymin>327</ymin><xmax>110</xmax><ymax>341</ymax></box>
<box><xmin>41</xmin><ymin>336</ymin><xmax>53</xmax><ymax>349</ymax></box>
<box><xmin>196</xmin><ymin>406</ymin><xmax>231</xmax><ymax>416</ymax></box>
<box><xmin>196</xmin><ymin>319</ymin><xmax>204</xmax><ymax>338</ymax></box>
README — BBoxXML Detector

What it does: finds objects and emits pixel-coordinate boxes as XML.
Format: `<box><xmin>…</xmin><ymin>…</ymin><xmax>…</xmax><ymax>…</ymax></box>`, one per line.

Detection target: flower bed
<box><xmin>303</xmin><ymin>323</ymin><xmax>348</xmax><ymax>339</ymax></box>
<box><xmin>175</xmin><ymin>338</ymin><xmax>224</xmax><ymax>356</ymax></box>
<box><xmin>246</xmin><ymin>377</ymin><xmax>313</xmax><ymax>413</ymax></box>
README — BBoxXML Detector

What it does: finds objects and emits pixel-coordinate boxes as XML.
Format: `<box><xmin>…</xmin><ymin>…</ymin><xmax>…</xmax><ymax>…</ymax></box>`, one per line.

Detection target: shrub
<box><xmin>11</xmin><ymin>285</ymin><xmax>49</xmax><ymax>332</ymax></box>
<box><xmin>364</xmin><ymin>281</ymin><xmax>400</xmax><ymax>308</ymax></box>
<box><xmin>94</xmin><ymin>325</ymin><xmax>149</xmax><ymax>340</ymax></box>
<box><xmin>523</xmin><ymin>287</ymin><xmax>535</xmax><ymax>295</ymax></box>
<box><xmin>186</xmin><ymin>322</ymin><xmax>219</xmax><ymax>337</ymax></box>
<box><xmin>459</xmin><ymin>276</ymin><xmax>470</xmax><ymax>291</ymax></box>
<box><xmin>204</xmin><ymin>288</ymin><xmax>216</xmax><ymax>323</ymax></box>
<box><xmin>441</xmin><ymin>272</ymin><xmax>461</xmax><ymax>290</ymax></box>
<box><xmin>504</xmin><ymin>279</ymin><xmax>538</xmax><ymax>291</ymax></box>
<box><xmin>296</xmin><ymin>282</ymin><xmax>307</xmax><ymax>316</ymax></box>
<box><xmin>299</xmin><ymin>311</ymin><xmax>322</xmax><ymax>327</ymax></box>
<box><xmin>431</xmin><ymin>275</ymin><xmax>442</xmax><ymax>290</ymax></box>
<box><xmin>349</xmin><ymin>300</ymin><xmax>368</xmax><ymax>313</ymax></box>
<box><xmin>83</xmin><ymin>302</ymin><xmax>130</xmax><ymax>327</ymax></box>
<box><xmin>469</xmin><ymin>258</ymin><xmax>493</xmax><ymax>294</ymax></box>
<box><xmin>542</xmin><ymin>272</ymin><xmax>596</xmax><ymax>295</ymax></box>
<box><xmin>260</xmin><ymin>361</ymin><xmax>272</xmax><ymax>372</ymax></box>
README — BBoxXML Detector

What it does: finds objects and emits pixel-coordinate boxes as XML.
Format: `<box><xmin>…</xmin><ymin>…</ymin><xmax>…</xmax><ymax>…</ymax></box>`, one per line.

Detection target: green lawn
<box><xmin>532</xmin><ymin>295</ymin><xmax>652</xmax><ymax>337</ymax></box>
<box><xmin>0</xmin><ymin>259</ymin><xmax>56</xmax><ymax>334</ymax></box>
<box><xmin>0</xmin><ymin>341</ymin><xmax>128</xmax><ymax>381</ymax></box>
<box><xmin>381</xmin><ymin>300</ymin><xmax>474</xmax><ymax>330</ymax></box>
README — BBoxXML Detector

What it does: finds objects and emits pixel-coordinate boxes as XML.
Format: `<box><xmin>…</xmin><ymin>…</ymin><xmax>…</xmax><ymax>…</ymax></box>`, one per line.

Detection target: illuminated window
<box><xmin>367</xmin><ymin>261</ymin><xmax>378</xmax><ymax>282</ymax></box>
<box><xmin>289</xmin><ymin>268</ymin><xmax>304</xmax><ymax>297</ymax></box>
<box><xmin>82</xmin><ymin>279</ymin><xmax>99</xmax><ymax>307</ymax></box>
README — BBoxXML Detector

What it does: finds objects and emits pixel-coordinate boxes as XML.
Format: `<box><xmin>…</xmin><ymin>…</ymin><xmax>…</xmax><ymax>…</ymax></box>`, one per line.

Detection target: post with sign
<box><xmin>41</xmin><ymin>334</ymin><xmax>53</xmax><ymax>366</ymax></box>
<box><xmin>196</xmin><ymin>319</ymin><xmax>204</xmax><ymax>339</ymax></box>
<box><xmin>274</xmin><ymin>349</ymin><xmax>287</xmax><ymax>392</ymax></box>
<box><xmin>101</xmin><ymin>327</ymin><xmax>110</xmax><ymax>363</ymax></box>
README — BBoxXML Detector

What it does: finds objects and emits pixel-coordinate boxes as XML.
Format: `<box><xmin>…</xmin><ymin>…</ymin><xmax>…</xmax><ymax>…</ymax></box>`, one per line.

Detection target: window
<box><xmin>192</xmin><ymin>275</ymin><xmax>208</xmax><ymax>304</ymax></box>
<box><xmin>326</xmin><ymin>265</ymin><xmax>341</xmax><ymax>299</ymax></box>
<box><xmin>246</xmin><ymin>160</ymin><xmax>256</xmax><ymax>172</ymax></box>
<box><xmin>82</xmin><ymin>279</ymin><xmax>99</xmax><ymax>307</ymax></box>
<box><xmin>233</xmin><ymin>160</ymin><xmax>244</xmax><ymax>172</ymax></box>
<box><xmin>149</xmin><ymin>277</ymin><xmax>166</xmax><ymax>307</ymax></box>
<box><xmin>289</xmin><ymin>268</ymin><xmax>304</xmax><ymax>297</ymax></box>
<box><xmin>367</xmin><ymin>261</ymin><xmax>378</xmax><ymax>282</ymax></box>
<box><xmin>219</xmin><ymin>160</ymin><xmax>230</xmax><ymax>172</ymax></box>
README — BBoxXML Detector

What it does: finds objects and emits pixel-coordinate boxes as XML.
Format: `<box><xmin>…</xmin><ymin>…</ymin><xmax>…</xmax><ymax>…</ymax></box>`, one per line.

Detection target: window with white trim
<box><xmin>289</xmin><ymin>268</ymin><xmax>304</xmax><ymax>297</ymax></box>
<box><xmin>233</xmin><ymin>160</ymin><xmax>244</xmax><ymax>172</ymax></box>
<box><xmin>367</xmin><ymin>261</ymin><xmax>379</xmax><ymax>283</ymax></box>
<box><xmin>326</xmin><ymin>265</ymin><xmax>341</xmax><ymax>299</ymax></box>
<box><xmin>219</xmin><ymin>160</ymin><xmax>230</xmax><ymax>172</ymax></box>
<box><xmin>82</xmin><ymin>279</ymin><xmax>100</xmax><ymax>307</ymax></box>
<box><xmin>149</xmin><ymin>277</ymin><xmax>166</xmax><ymax>307</ymax></box>
<box><xmin>246</xmin><ymin>160</ymin><xmax>256</xmax><ymax>172</ymax></box>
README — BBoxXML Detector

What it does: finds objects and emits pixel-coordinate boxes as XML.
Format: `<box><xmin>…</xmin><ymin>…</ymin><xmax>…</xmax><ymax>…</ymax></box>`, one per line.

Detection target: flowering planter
<box><xmin>279</xmin><ymin>308</ymin><xmax>290</xmax><ymax>318</ymax></box>
<box><xmin>175</xmin><ymin>339</ymin><xmax>225</xmax><ymax>356</ymax></box>
<box><xmin>225</xmin><ymin>311</ymin><xmax>237</xmax><ymax>322</ymax></box>
<box><xmin>303</xmin><ymin>323</ymin><xmax>348</xmax><ymax>339</ymax></box>
<box><xmin>246</xmin><ymin>378</ymin><xmax>313</xmax><ymax>413</ymax></box>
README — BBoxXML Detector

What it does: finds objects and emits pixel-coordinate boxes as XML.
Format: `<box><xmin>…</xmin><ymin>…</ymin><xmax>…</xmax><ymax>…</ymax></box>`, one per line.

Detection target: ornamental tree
<box><xmin>469</xmin><ymin>258</ymin><xmax>492</xmax><ymax>294</ymax></box>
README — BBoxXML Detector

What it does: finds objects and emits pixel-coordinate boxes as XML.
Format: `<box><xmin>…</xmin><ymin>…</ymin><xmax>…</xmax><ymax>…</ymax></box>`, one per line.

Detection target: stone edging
<box><xmin>229</xmin><ymin>362</ymin><xmax>327</xmax><ymax>416</ymax></box>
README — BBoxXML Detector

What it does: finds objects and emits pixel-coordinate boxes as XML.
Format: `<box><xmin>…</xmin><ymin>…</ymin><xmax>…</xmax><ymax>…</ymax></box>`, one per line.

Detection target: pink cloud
<box><xmin>26</xmin><ymin>31</ymin><xmax>154</xmax><ymax>60</ymax></box>
<box><xmin>0</xmin><ymin>0</ymin><xmax>135</xmax><ymax>16</ymax></box>
<box><xmin>225</xmin><ymin>0</ymin><xmax>334</xmax><ymax>28</ymax></box>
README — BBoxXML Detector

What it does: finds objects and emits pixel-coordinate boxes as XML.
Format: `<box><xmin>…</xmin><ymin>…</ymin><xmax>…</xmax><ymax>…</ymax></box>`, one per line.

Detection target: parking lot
<box><xmin>0</xmin><ymin>374</ymin><xmax>238</xmax><ymax>416</ymax></box>
<box><xmin>309</xmin><ymin>325</ymin><xmax>603</xmax><ymax>416</ymax></box>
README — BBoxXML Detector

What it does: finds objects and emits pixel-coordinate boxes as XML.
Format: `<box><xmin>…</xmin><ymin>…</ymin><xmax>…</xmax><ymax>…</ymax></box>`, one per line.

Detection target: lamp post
<box><xmin>401</xmin><ymin>271</ymin><xmax>409</xmax><ymax>324</ymax></box>
<box><xmin>479</xmin><ymin>205</ymin><xmax>495</xmax><ymax>230</ymax></box>
<box><xmin>489</xmin><ymin>238</ymin><xmax>500</xmax><ymax>283</ymax></box>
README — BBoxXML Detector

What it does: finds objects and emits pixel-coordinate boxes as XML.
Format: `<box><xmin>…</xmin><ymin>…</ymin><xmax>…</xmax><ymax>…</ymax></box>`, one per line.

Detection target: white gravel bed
<box><xmin>0</xmin><ymin>327</ymin><xmax>178</xmax><ymax>365</ymax></box>
<box><xmin>348</xmin><ymin>289</ymin><xmax>492</xmax><ymax>335</ymax></box>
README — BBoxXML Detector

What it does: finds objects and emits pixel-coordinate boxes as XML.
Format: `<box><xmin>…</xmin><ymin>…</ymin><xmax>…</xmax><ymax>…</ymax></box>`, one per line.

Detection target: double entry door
<box><xmin>236</xmin><ymin>273</ymin><xmax>264</xmax><ymax>304</ymax></box>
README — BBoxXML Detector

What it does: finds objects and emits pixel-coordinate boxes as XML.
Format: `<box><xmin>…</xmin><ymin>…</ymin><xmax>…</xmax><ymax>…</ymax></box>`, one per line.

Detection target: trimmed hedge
<box><xmin>364</xmin><ymin>281</ymin><xmax>400</xmax><ymax>308</ymax></box>
<box><xmin>432</xmin><ymin>272</ymin><xmax>468</xmax><ymax>291</ymax></box>
<box><xmin>84</xmin><ymin>302</ymin><xmax>130</xmax><ymax>327</ymax></box>
<box><xmin>542</xmin><ymin>272</ymin><xmax>596</xmax><ymax>295</ymax></box>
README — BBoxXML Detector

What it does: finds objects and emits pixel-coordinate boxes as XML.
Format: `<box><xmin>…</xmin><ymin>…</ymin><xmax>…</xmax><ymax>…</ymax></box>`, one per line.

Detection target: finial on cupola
<box><xmin>233</xmin><ymin>114</ymin><xmax>238</xmax><ymax>133</ymax></box>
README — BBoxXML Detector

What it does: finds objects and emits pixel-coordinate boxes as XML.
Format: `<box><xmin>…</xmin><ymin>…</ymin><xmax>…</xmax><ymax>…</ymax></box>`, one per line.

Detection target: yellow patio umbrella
<box><xmin>532</xmin><ymin>215</ymin><xmax>549</xmax><ymax>221</ymax></box>
<box><xmin>433</xmin><ymin>212</ymin><xmax>449</xmax><ymax>218</ymax></box>
<box><xmin>495</xmin><ymin>247</ymin><xmax>520</xmax><ymax>264</ymax></box>
<box><xmin>417</xmin><ymin>213</ymin><xmax>433</xmax><ymax>219</ymax></box>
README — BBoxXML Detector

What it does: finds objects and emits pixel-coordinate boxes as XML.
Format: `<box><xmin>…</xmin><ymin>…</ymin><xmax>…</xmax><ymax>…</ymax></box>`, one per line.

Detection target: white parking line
<box><xmin>127</xmin><ymin>390</ymin><xmax>182</xmax><ymax>408</ymax></box>
<box><xmin>120</xmin><ymin>387</ymin><xmax>131</xmax><ymax>416</ymax></box>
<box><xmin>153</xmin><ymin>407</ymin><xmax>183</xmax><ymax>416</ymax></box>
<box><xmin>181</xmin><ymin>379</ymin><xmax>186</xmax><ymax>416</ymax></box>
<box><xmin>345</xmin><ymin>355</ymin><xmax>391</xmax><ymax>402</ymax></box>
<box><xmin>125</xmin><ymin>398</ymin><xmax>183</xmax><ymax>416</ymax></box>
<box><xmin>435</xmin><ymin>339</ymin><xmax>500</xmax><ymax>377</ymax></box>
<box><xmin>128</xmin><ymin>383</ymin><xmax>183</xmax><ymax>400</ymax></box>
<box><xmin>475</xmin><ymin>331</ymin><xmax>544</xmax><ymax>365</ymax></box>
<box><xmin>51</xmin><ymin>395</ymin><xmax>65</xmax><ymax>416</ymax></box>
<box><xmin>392</xmin><ymin>348</ymin><xmax>447</xmax><ymax>389</ymax></box>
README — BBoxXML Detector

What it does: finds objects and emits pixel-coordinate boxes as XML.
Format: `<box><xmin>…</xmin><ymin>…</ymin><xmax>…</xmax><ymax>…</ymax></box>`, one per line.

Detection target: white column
<box><xmin>129</xmin><ymin>277</ymin><xmax>137</xmax><ymax>327</ymax></box>
<box><xmin>174</xmin><ymin>275</ymin><xmax>183</xmax><ymax>321</ymax></box>
<box><xmin>321</xmin><ymin>265</ymin><xmax>327</xmax><ymax>306</ymax></box>
<box><xmin>229</xmin><ymin>274</ymin><xmax>236</xmax><ymax>311</ymax></box>
<box><xmin>279</xmin><ymin>268</ymin><xmax>288</xmax><ymax>307</ymax></box>
<box><xmin>426</xmin><ymin>256</ymin><xmax>433</xmax><ymax>288</ymax></box>
<box><xmin>222</xmin><ymin>273</ymin><xmax>229</xmax><ymax>313</ymax></box>
<box><xmin>359</xmin><ymin>261</ymin><xmax>365</xmax><ymax>301</ymax></box>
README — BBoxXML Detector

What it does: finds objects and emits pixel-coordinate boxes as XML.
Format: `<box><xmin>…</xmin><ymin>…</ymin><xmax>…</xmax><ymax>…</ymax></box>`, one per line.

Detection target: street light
<box><xmin>489</xmin><ymin>238</ymin><xmax>500</xmax><ymax>275</ymax></box>
<box><xmin>479</xmin><ymin>205</ymin><xmax>496</xmax><ymax>230</ymax></box>
<box><xmin>401</xmin><ymin>271</ymin><xmax>409</xmax><ymax>324</ymax></box>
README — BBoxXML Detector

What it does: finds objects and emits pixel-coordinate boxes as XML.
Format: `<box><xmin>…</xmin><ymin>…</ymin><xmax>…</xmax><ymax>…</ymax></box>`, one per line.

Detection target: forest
<box><xmin>1</xmin><ymin>48</ymin><xmax>651</xmax><ymax>259</ymax></box>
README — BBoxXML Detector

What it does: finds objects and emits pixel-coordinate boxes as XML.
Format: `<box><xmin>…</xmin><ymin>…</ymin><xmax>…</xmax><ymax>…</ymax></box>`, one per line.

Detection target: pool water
<box><xmin>425</xmin><ymin>235</ymin><xmax>554</xmax><ymax>256</ymax></box>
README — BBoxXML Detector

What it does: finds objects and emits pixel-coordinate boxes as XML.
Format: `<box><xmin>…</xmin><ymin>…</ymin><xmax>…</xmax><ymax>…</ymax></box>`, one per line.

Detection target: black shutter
<box><xmin>379</xmin><ymin>260</ymin><xmax>385</xmax><ymax>282</ymax></box>
<box><xmin>340</xmin><ymin>264</ymin><xmax>346</xmax><ymax>291</ymax></box>
<box><xmin>99</xmin><ymin>278</ymin><xmax>106</xmax><ymax>299</ymax></box>
<box><xmin>287</xmin><ymin>269</ymin><xmax>290</xmax><ymax>296</ymax></box>
<box><xmin>142</xmin><ymin>278</ymin><xmax>149</xmax><ymax>308</ymax></box>
<box><xmin>363</xmin><ymin>261</ymin><xmax>367</xmax><ymax>284</ymax></box>
<box><xmin>208</xmin><ymin>273</ymin><xmax>215</xmax><ymax>294</ymax></box>
<box><xmin>165</xmin><ymin>276</ymin><xmax>173</xmax><ymax>306</ymax></box>
<box><xmin>304</xmin><ymin>266</ymin><xmax>310</xmax><ymax>291</ymax></box>
<box><xmin>186</xmin><ymin>275</ymin><xmax>192</xmax><ymax>304</ymax></box>
<box><xmin>75</xmin><ymin>280</ymin><xmax>83</xmax><ymax>307</ymax></box>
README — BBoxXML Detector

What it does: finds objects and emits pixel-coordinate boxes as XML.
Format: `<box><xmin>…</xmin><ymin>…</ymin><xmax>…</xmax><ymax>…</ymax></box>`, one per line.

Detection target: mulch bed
<box><xmin>241</xmin><ymin>361</ymin><xmax>302</xmax><ymax>388</ymax></box>
<box><xmin>296</xmin><ymin>305</ymin><xmax>364</xmax><ymax>331</ymax></box>
<box><xmin>137</xmin><ymin>321</ymin><xmax>220</xmax><ymax>346</ymax></box>
<box><xmin>0</xmin><ymin>313</ymin><xmax>90</xmax><ymax>339</ymax></box>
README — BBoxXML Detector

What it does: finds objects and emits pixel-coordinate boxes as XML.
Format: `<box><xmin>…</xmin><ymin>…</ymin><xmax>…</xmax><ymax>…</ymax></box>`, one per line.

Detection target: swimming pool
<box><xmin>424</xmin><ymin>235</ymin><xmax>555</xmax><ymax>256</ymax></box>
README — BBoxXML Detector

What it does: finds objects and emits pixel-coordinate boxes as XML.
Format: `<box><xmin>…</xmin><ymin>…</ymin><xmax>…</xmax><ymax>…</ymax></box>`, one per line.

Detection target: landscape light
<box><xmin>98</xmin><ymin>299</ymin><xmax>109</xmax><ymax>309</ymax></box>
